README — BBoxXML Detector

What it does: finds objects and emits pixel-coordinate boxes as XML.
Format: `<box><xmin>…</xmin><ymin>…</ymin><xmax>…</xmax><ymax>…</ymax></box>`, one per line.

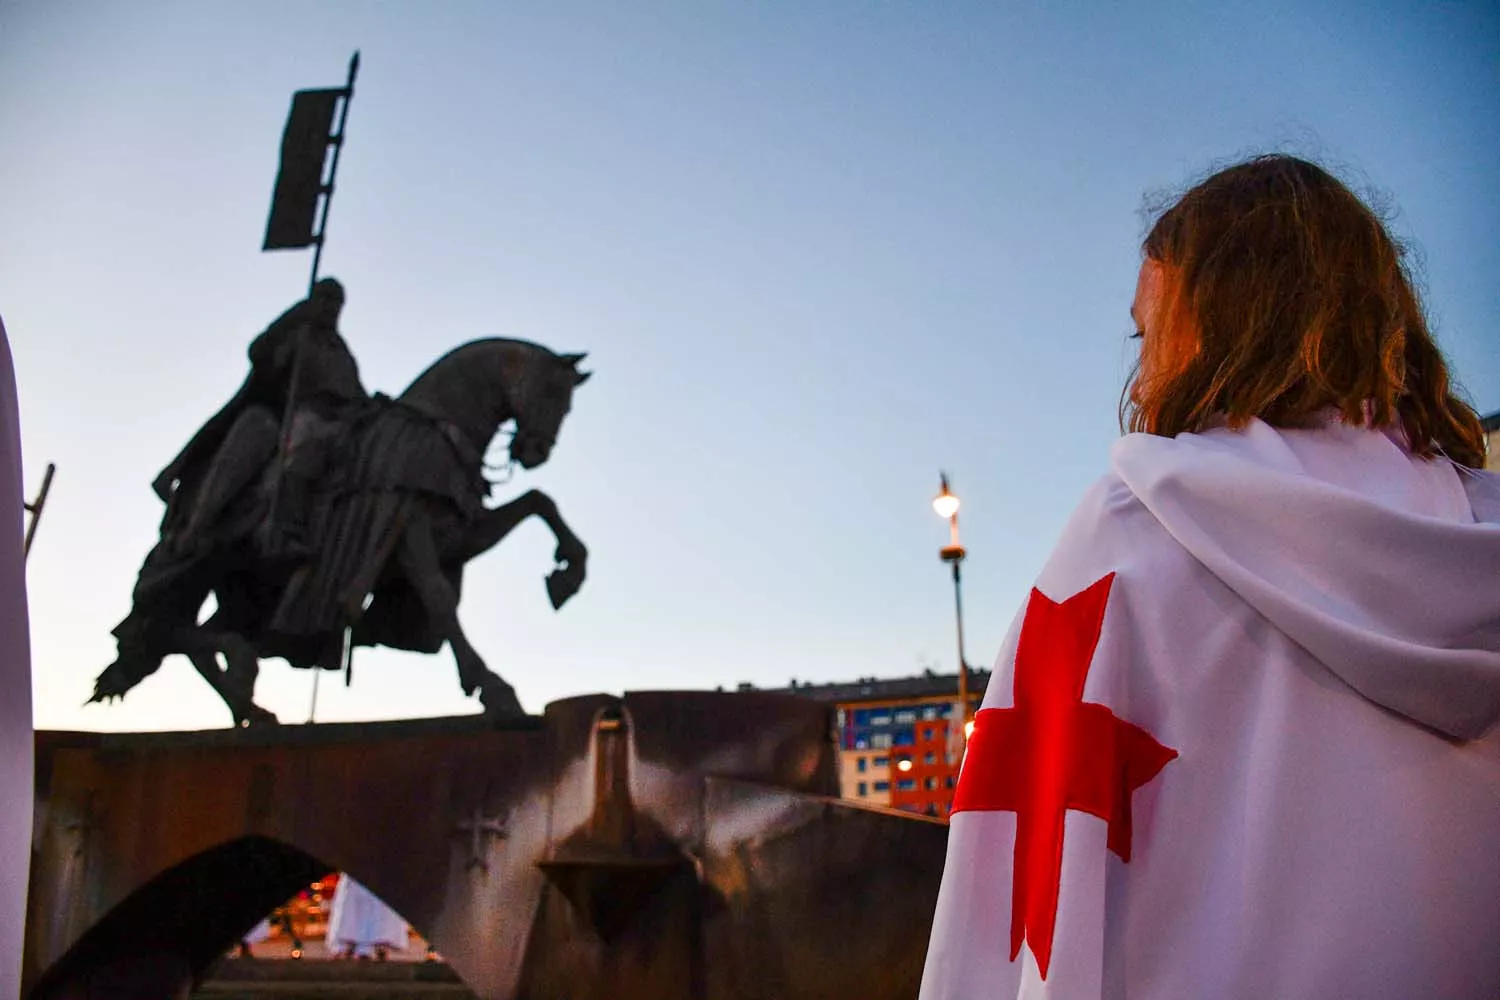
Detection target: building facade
<box><xmin>763</xmin><ymin>671</ymin><xmax>988</xmax><ymax>817</ymax></box>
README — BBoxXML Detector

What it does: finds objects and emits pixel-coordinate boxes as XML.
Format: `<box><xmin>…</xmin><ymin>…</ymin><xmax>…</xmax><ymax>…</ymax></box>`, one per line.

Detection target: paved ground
<box><xmin>195</xmin><ymin>985</ymin><xmax>476</xmax><ymax>1000</ymax></box>
<box><xmin>232</xmin><ymin>934</ymin><xmax>435</xmax><ymax>964</ymax></box>
<box><xmin>197</xmin><ymin>954</ymin><xmax>478</xmax><ymax>1000</ymax></box>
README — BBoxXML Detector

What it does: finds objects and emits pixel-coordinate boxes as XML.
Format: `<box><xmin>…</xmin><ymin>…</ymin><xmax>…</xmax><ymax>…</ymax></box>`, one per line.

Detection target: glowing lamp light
<box><xmin>932</xmin><ymin>490</ymin><xmax>960</xmax><ymax>520</ymax></box>
<box><xmin>964</xmin><ymin>719</ymin><xmax>975</xmax><ymax>739</ymax></box>
<box><xmin>896</xmin><ymin>758</ymin><xmax>914</xmax><ymax>773</ymax></box>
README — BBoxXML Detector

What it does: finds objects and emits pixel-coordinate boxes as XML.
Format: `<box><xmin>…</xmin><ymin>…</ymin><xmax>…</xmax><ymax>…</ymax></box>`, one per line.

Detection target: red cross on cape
<box><xmin>951</xmin><ymin>572</ymin><xmax>1178</xmax><ymax>979</ymax></box>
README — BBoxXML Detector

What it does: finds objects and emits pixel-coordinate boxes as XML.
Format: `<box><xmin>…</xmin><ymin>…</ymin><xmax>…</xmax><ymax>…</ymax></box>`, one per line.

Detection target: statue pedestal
<box><xmin>26</xmin><ymin>691</ymin><xmax>948</xmax><ymax>1000</ymax></box>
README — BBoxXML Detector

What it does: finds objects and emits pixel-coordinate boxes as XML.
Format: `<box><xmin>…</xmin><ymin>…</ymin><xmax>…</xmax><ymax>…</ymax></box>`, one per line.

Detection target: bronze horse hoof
<box><xmin>478</xmin><ymin>678</ymin><xmax>525</xmax><ymax>722</ymax></box>
<box><xmin>235</xmin><ymin>704</ymin><xmax>281</xmax><ymax>728</ymax></box>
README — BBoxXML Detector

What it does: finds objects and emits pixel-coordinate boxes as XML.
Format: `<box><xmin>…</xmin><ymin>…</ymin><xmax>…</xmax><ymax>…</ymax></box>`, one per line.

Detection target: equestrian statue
<box><xmin>90</xmin><ymin>278</ymin><xmax>591</xmax><ymax>725</ymax></box>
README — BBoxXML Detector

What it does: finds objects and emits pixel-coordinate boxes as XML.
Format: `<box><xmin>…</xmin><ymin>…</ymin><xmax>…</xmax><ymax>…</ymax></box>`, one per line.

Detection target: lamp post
<box><xmin>933</xmin><ymin>473</ymin><xmax>972</xmax><ymax>749</ymax></box>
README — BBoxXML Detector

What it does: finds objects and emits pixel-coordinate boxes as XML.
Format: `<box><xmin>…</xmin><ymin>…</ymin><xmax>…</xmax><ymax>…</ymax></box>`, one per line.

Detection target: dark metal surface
<box><xmin>25</xmin><ymin>690</ymin><xmax>948</xmax><ymax>1000</ymax></box>
<box><xmin>94</xmin><ymin>332</ymin><xmax>591</xmax><ymax>728</ymax></box>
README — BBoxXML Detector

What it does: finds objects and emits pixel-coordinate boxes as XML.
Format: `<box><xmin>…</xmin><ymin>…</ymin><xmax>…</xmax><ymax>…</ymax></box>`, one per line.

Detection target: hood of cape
<box><xmin>1111</xmin><ymin>413</ymin><xmax>1500</xmax><ymax>741</ymax></box>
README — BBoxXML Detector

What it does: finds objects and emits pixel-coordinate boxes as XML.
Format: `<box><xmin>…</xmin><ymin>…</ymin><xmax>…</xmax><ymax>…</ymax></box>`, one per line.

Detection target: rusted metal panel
<box><xmin>26</xmin><ymin>692</ymin><xmax>947</xmax><ymax>1000</ymax></box>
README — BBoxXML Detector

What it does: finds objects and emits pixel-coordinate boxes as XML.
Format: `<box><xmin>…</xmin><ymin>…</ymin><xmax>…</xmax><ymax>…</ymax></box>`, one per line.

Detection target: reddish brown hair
<box><xmin>1125</xmin><ymin>155</ymin><xmax>1484</xmax><ymax>467</ymax></box>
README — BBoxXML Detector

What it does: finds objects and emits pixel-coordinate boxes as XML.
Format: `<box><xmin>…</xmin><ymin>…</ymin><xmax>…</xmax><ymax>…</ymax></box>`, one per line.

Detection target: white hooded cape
<box><xmin>919</xmin><ymin>416</ymin><xmax>1500</xmax><ymax>999</ymax></box>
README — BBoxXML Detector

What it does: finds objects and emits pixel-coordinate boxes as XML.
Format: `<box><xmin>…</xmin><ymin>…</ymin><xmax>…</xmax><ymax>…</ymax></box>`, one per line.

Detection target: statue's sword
<box><xmin>263</xmin><ymin>327</ymin><xmax>308</xmax><ymax>547</ymax></box>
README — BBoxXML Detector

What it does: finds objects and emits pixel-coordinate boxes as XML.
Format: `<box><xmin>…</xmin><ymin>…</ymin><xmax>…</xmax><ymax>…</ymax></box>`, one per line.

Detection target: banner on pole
<box><xmin>262</xmin><ymin>88</ymin><xmax>344</xmax><ymax>251</ymax></box>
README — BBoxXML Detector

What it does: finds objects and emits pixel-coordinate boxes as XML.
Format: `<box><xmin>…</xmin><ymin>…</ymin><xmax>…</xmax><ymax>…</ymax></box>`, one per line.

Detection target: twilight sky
<box><xmin>2</xmin><ymin>1</ymin><xmax>1496</xmax><ymax>732</ymax></box>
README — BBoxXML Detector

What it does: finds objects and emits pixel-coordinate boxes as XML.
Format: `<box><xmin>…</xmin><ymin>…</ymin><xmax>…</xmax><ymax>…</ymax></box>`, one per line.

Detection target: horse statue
<box><xmin>90</xmin><ymin>287</ymin><xmax>590</xmax><ymax>726</ymax></box>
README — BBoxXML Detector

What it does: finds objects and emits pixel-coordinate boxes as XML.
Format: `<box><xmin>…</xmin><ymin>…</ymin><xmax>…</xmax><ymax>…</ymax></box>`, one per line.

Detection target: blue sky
<box><xmin>3</xmin><ymin>1</ymin><xmax>1496</xmax><ymax>732</ymax></box>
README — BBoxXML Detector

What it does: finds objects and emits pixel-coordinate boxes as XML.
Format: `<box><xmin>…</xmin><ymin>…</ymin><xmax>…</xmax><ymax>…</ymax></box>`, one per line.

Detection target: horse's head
<box><xmin>509</xmin><ymin>350</ymin><xmax>591</xmax><ymax>469</ymax></box>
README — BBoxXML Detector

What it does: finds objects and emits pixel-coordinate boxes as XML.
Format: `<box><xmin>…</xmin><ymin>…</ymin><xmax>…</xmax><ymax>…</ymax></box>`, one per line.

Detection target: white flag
<box><xmin>0</xmin><ymin>316</ymin><xmax>32</xmax><ymax>1000</ymax></box>
<box><xmin>920</xmin><ymin>415</ymin><xmax>1500</xmax><ymax>999</ymax></box>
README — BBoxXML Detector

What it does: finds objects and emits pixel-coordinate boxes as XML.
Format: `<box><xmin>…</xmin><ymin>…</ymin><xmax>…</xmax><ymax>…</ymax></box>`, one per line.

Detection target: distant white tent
<box><xmin>326</xmin><ymin>875</ymin><xmax>408</xmax><ymax>958</ymax></box>
<box><xmin>0</xmin><ymin>316</ymin><xmax>33</xmax><ymax>999</ymax></box>
<box><xmin>243</xmin><ymin>917</ymin><xmax>273</xmax><ymax>946</ymax></box>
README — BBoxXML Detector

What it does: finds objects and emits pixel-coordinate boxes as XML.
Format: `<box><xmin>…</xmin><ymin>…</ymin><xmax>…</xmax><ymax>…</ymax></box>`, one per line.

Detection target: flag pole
<box><xmin>308</xmin><ymin>666</ymin><xmax>321</xmax><ymax>724</ymax></box>
<box><xmin>307</xmin><ymin>51</ymin><xmax>360</xmax><ymax>295</ymax></box>
<box><xmin>23</xmin><ymin>463</ymin><xmax>55</xmax><ymax>562</ymax></box>
<box><xmin>305</xmin><ymin>50</ymin><xmax>361</xmax><ymax>724</ymax></box>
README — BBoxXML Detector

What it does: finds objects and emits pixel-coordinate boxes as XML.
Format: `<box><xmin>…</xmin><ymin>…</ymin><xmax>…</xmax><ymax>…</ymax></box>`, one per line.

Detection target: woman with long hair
<box><xmin>919</xmin><ymin>155</ymin><xmax>1499</xmax><ymax>999</ymax></box>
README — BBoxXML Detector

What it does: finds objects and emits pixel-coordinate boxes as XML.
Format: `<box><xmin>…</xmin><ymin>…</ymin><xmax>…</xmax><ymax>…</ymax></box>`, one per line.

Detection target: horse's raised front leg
<box><xmin>459</xmin><ymin>489</ymin><xmax>588</xmax><ymax>609</ymax></box>
<box><xmin>399</xmin><ymin>514</ymin><xmax>525</xmax><ymax>720</ymax></box>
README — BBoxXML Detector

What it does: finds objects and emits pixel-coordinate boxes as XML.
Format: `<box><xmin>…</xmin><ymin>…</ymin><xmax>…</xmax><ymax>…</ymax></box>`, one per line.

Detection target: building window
<box><xmin>924</xmin><ymin>752</ymin><xmax>937</xmax><ymax>765</ymax></box>
<box><xmin>873</xmin><ymin>781</ymin><xmax>890</xmax><ymax>792</ymax></box>
<box><xmin>894</xmin><ymin>709</ymin><xmax>917</xmax><ymax>725</ymax></box>
<box><xmin>893</xmin><ymin>730</ymin><xmax>915</xmax><ymax>747</ymax></box>
<box><xmin>857</xmin><ymin>782</ymin><xmax>867</xmax><ymax>797</ymax></box>
<box><xmin>925</xmin><ymin>777</ymin><xmax>938</xmax><ymax>790</ymax></box>
<box><xmin>923</xmin><ymin>727</ymin><xmax>935</xmax><ymax>741</ymax></box>
<box><xmin>870</xmin><ymin>713</ymin><xmax>892</xmax><ymax>727</ymax></box>
<box><xmin>872</xmin><ymin>733</ymin><xmax>894</xmax><ymax>749</ymax></box>
<box><xmin>945</xmin><ymin>776</ymin><xmax>956</xmax><ymax>788</ymax></box>
<box><xmin>921</xmin><ymin>705</ymin><xmax>940</xmax><ymax>721</ymax></box>
<box><xmin>897</xmin><ymin>779</ymin><xmax>917</xmax><ymax>791</ymax></box>
<box><xmin>873</xmin><ymin>755</ymin><xmax>889</xmax><ymax>768</ymax></box>
<box><xmin>856</xmin><ymin>757</ymin><xmax>867</xmax><ymax>773</ymax></box>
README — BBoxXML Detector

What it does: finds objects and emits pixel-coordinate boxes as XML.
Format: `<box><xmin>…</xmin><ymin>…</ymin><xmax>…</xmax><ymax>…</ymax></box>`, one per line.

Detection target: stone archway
<box><xmin>26</xmin><ymin>836</ymin><xmax>329</xmax><ymax>1000</ymax></box>
<box><xmin>24</xmin><ymin>711</ymin><xmax>544</xmax><ymax>999</ymax></box>
<box><xmin>25</xmin><ymin>692</ymin><xmax>950</xmax><ymax>1000</ymax></box>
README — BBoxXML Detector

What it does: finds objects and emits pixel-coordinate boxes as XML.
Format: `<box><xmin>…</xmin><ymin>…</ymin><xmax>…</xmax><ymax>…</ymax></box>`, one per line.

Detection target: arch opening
<box><xmin>29</xmin><ymin>836</ymin><xmax>482</xmax><ymax>1000</ymax></box>
<box><xmin>225</xmin><ymin>871</ymin><xmax>439</xmax><ymax>963</ymax></box>
<box><xmin>29</xmin><ymin>836</ymin><xmax>330</xmax><ymax>1000</ymax></box>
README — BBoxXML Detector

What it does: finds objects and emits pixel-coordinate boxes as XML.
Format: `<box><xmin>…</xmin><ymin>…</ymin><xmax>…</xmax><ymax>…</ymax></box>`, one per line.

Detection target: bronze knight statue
<box><xmin>154</xmin><ymin>277</ymin><xmax>364</xmax><ymax>558</ymax></box>
<box><xmin>94</xmin><ymin>280</ymin><xmax>591</xmax><ymax>726</ymax></box>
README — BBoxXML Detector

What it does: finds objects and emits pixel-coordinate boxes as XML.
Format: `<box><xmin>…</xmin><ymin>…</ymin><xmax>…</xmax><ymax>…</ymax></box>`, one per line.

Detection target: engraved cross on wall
<box><xmin>455</xmin><ymin>805</ymin><xmax>507</xmax><ymax>873</ymax></box>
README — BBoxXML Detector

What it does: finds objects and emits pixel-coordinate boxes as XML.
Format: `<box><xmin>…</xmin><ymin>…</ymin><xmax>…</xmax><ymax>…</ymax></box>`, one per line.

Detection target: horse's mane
<box><xmin>398</xmin><ymin>337</ymin><xmax>559</xmax><ymax>397</ymax></box>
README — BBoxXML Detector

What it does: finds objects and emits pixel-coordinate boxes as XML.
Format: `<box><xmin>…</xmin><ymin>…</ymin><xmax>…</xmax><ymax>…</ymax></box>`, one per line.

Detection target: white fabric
<box><xmin>0</xmin><ymin>316</ymin><xmax>31</xmax><ymax>1000</ymax></box>
<box><xmin>242</xmin><ymin>917</ymin><xmax>273</xmax><ymax>945</ymax></box>
<box><xmin>325</xmin><ymin>875</ymin><xmax>408</xmax><ymax>956</ymax></box>
<box><xmin>920</xmin><ymin>415</ymin><xmax>1500</xmax><ymax>1000</ymax></box>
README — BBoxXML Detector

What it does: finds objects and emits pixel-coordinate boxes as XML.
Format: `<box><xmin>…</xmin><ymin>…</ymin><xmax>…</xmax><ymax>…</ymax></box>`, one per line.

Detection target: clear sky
<box><xmin>3</xmin><ymin>1</ymin><xmax>1496</xmax><ymax>732</ymax></box>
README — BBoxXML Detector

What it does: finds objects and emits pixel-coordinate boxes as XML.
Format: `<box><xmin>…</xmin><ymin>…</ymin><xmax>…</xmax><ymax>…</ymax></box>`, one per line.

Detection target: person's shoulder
<box><xmin>1049</xmin><ymin>467</ymin><xmax>1156</xmax><ymax>556</ymax></box>
<box><xmin>1032</xmin><ymin>462</ymin><xmax>1195</xmax><ymax>604</ymax></box>
<box><xmin>1462</xmin><ymin>466</ymin><xmax>1500</xmax><ymax>524</ymax></box>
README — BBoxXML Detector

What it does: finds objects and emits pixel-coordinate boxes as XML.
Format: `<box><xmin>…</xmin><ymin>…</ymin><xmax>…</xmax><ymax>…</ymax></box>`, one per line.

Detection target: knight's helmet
<box><xmin>309</xmin><ymin>277</ymin><xmax>346</xmax><ymax>320</ymax></box>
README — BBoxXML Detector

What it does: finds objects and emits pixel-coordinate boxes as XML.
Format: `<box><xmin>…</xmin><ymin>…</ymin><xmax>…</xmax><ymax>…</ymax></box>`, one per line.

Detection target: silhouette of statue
<box><xmin>94</xmin><ymin>282</ymin><xmax>591</xmax><ymax>725</ymax></box>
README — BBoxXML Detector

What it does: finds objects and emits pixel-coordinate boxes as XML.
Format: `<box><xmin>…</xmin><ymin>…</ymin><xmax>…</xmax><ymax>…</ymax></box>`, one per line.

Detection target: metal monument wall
<box><xmin>25</xmin><ymin>691</ymin><xmax>948</xmax><ymax>999</ymax></box>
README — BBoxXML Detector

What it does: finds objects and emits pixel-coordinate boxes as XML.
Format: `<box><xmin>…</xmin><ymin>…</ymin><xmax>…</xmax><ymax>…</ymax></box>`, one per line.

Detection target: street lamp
<box><xmin>933</xmin><ymin>473</ymin><xmax>972</xmax><ymax>748</ymax></box>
